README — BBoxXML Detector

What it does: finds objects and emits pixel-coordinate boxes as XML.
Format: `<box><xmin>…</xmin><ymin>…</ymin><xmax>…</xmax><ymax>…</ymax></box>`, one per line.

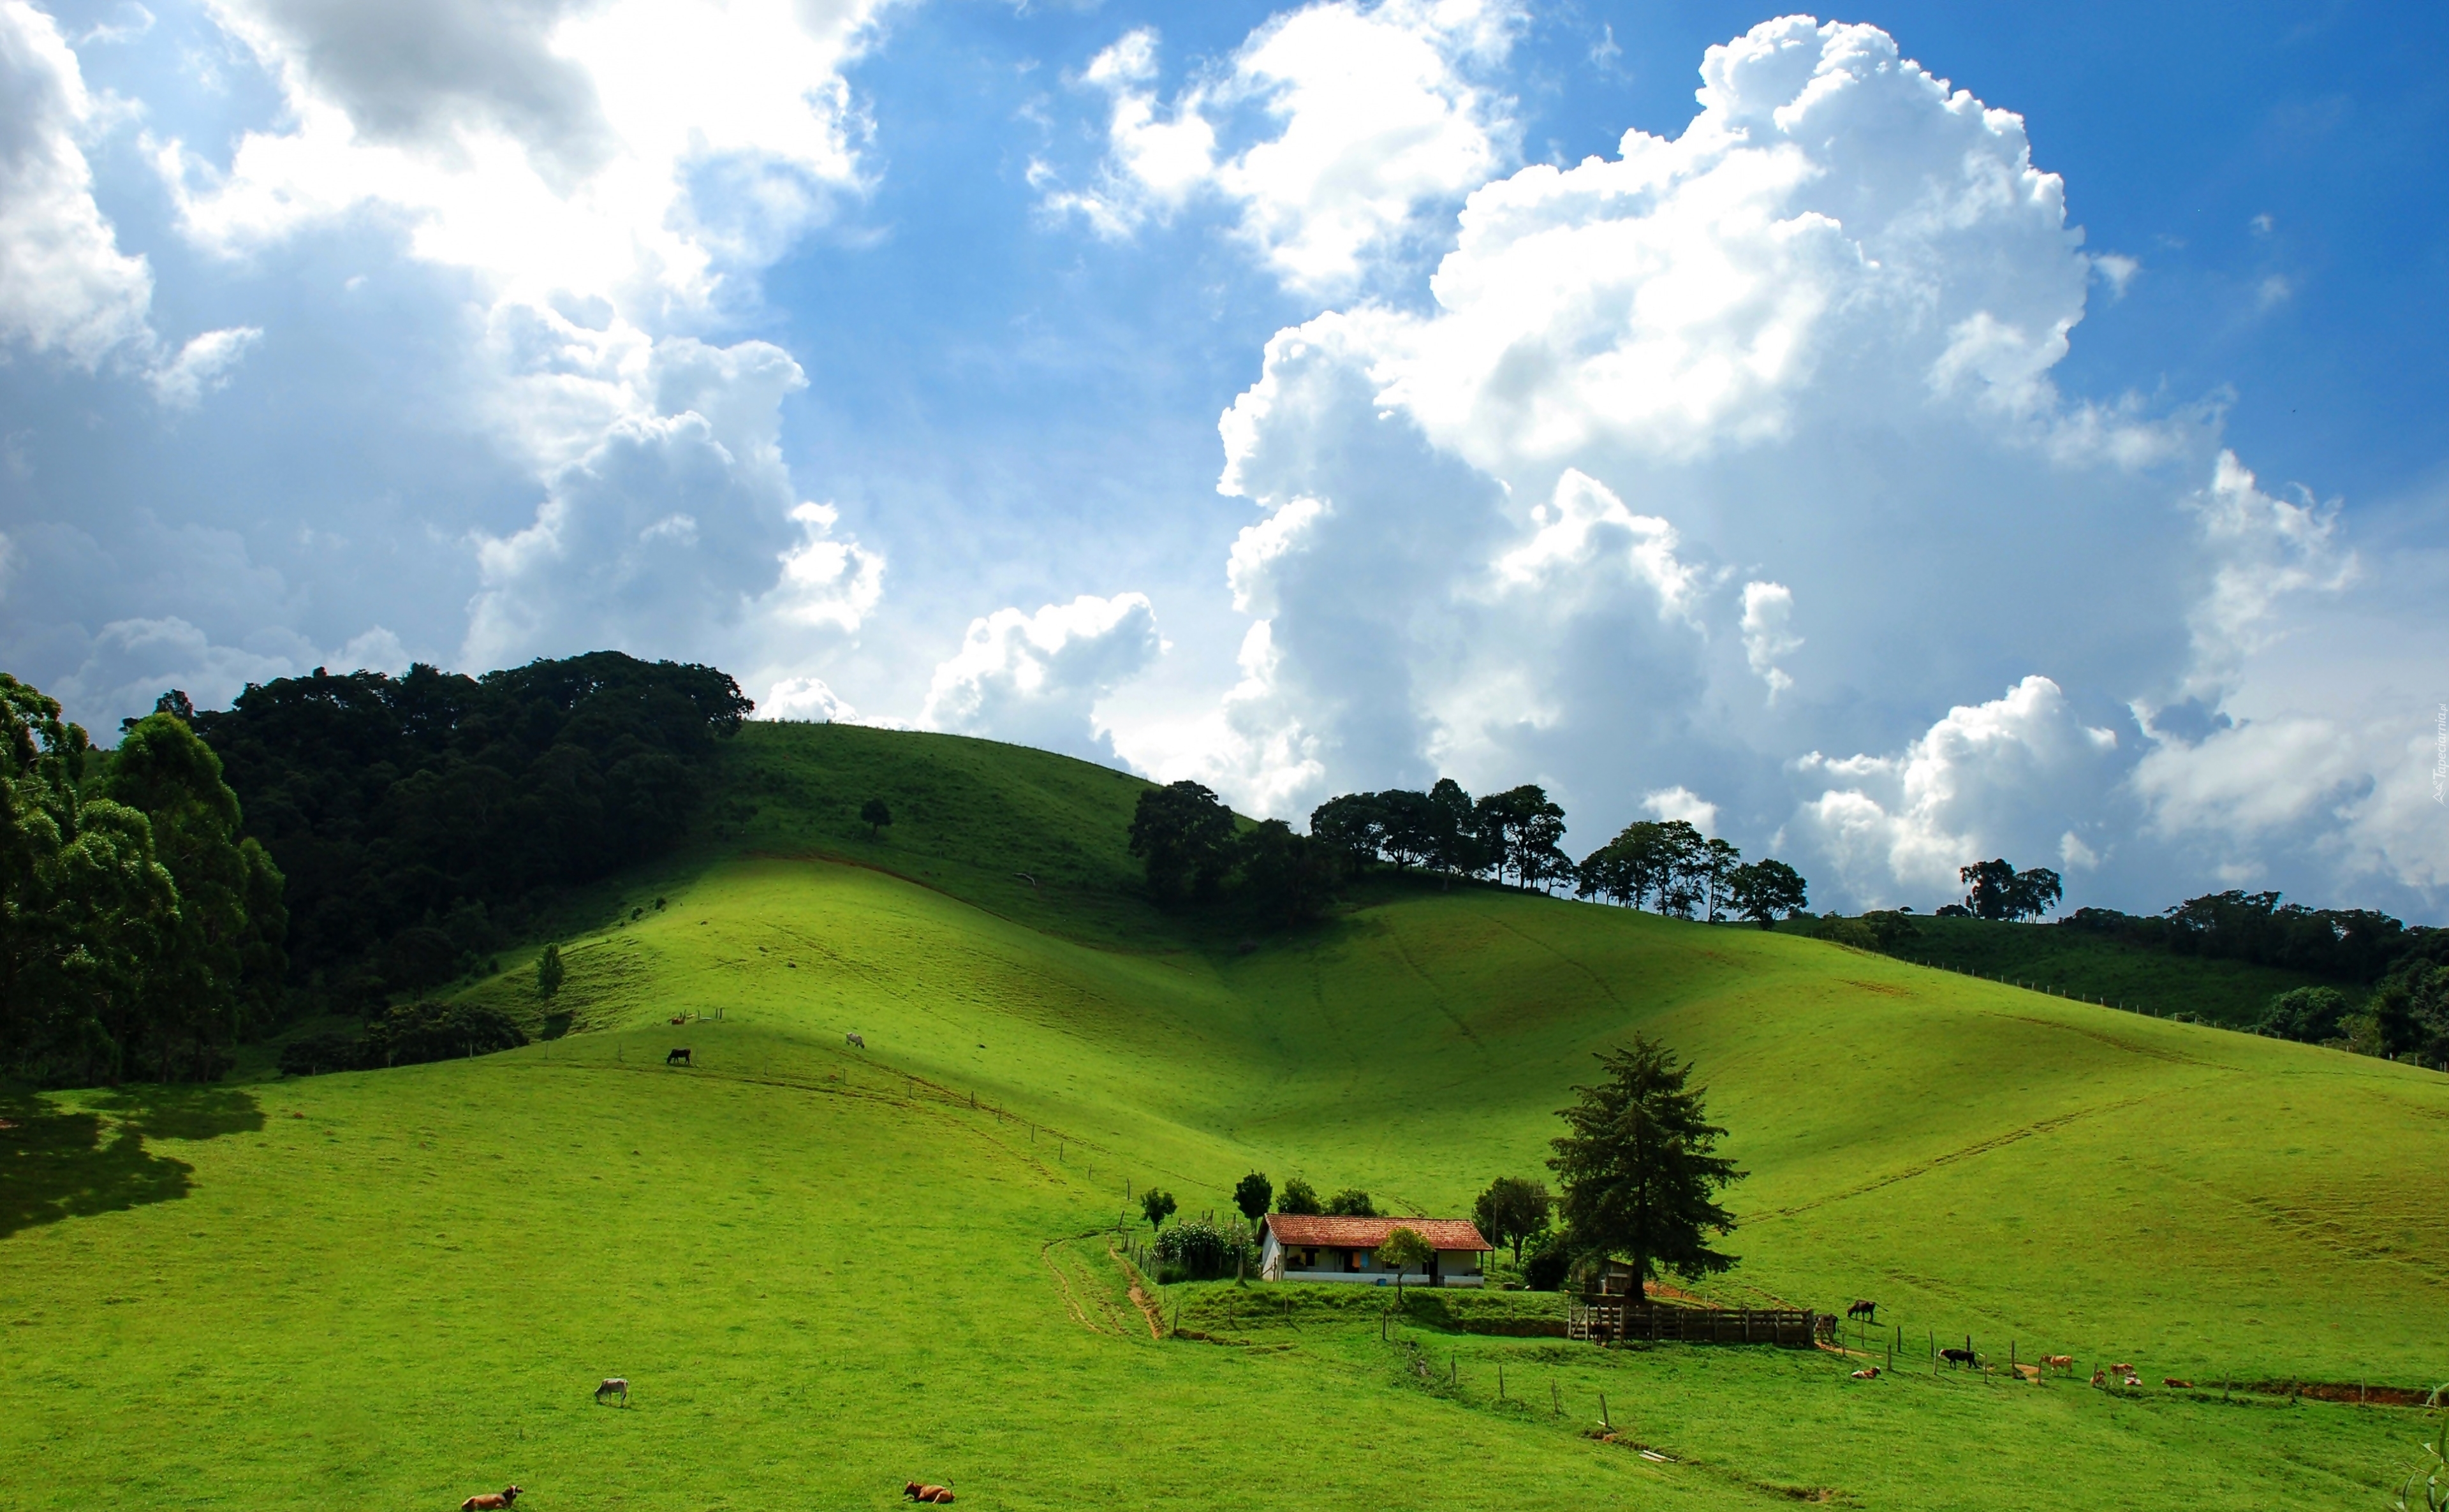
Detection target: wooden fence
<box><xmin>1566</xmin><ymin>1300</ymin><xmax>1823</xmax><ymax>1348</ymax></box>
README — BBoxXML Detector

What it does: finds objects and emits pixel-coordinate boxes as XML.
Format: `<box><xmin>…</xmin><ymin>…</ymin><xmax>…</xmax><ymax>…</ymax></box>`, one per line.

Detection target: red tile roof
<box><xmin>1264</xmin><ymin>1215</ymin><xmax>1490</xmax><ymax>1251</ymax></box>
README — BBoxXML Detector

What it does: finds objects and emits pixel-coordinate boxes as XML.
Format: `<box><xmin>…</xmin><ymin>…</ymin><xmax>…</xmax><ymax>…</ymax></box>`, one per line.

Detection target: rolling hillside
<box><xmin>4</xmin><ymin>723</ymin><xmax>2445</xmax><ymax>1510</ymax></box>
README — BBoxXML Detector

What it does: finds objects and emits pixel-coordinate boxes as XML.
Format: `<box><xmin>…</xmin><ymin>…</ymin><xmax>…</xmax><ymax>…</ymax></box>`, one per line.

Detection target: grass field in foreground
<box><xmin>0</xmin><ymin>1024</ymin><xmax>2431</xmax><ymax>1511</ymax></box>
<box><xmin>6</xmin><ymin>724</ymin><xmax>2447</xmax><ymax>1509</ymax></box>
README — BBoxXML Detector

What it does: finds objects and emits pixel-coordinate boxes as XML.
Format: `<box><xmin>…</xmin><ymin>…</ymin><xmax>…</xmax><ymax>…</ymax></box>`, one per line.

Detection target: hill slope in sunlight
<box><xmin>6</xmin><ymin>723</ymin><xmax>2445</xmax><ymax>1511</ymax></box>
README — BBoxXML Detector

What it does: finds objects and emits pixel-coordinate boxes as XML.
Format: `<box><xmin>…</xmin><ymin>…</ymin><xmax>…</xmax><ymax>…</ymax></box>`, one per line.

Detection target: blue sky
<box><xmin>3</xmin><ymin>0</ymin><xmax>2444</xmax><ymax>917</ymax></box>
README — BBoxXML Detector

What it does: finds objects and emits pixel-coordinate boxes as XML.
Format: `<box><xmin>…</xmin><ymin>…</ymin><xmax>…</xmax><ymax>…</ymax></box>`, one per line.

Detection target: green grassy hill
<box><xmin>5</xmin><ymin>724</ymin><xmax>2446</xmax><ymax>1510</ymax></box>
<box><xmin>1801</xmin><ymin>911</ymin><xmax>2337</xmax><ymax>1026</ymax></box>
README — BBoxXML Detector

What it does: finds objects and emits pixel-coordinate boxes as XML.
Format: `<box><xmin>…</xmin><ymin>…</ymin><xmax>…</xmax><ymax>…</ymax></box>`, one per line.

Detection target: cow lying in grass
<box><xmin>460</xmin><ymin>1487</ymin><xmax>520</xmax><ymax>1511</ymax></box>
<box><xmin>903</xmin><ymin>1483</ymin><xmax>955</xmax><ymax>1503</ymax></box>
<box><xmin>1850</xmin><ymin>1366</ymin><xmax>1880</xmax><ymax>1379</ymax></box>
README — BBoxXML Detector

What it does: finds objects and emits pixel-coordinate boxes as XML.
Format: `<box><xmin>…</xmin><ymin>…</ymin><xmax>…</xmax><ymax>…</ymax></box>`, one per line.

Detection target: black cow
<box><xmin>666</xmin><ymin>1047</ymin><xmax>693</xmax><ymax>1066</ymax></box>
<box><xmin>1847</xmin><ymin>1299</ymin><xmax>1878</xmax><ymax>1323</ymax></box>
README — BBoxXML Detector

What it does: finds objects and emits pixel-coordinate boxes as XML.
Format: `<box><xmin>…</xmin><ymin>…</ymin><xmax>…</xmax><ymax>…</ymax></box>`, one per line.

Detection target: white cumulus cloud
<box><xmin>1791</xmin><ymin>675</ymin><xmax>2121</xmax><ymax>904</ymax></box>
<box><xmin>918</xmin><ymin>592</ymin><xmax>1163</xmax><ymax>764</ymax></box>
<box><xmin>1050</xmin><ymin>0</ymin><xmax>1521</xmax><ymax>293</ymax></box>
<box><xmin>463</xmin><ymin>337</ymin><xmax>882</xmax><ymax>675</ymax></box>
<box><xmin>0</xmin><ymin>1</ymin><xmax>154</xmax><ymax>365</ymax></box>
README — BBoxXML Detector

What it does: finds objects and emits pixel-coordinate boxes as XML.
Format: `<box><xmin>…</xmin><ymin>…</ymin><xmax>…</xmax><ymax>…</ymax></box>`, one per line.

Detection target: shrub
<box><xmin>278</xmin><ymin>1032</ymin><xmax>366</xmax><ymax>1077</ymax></box>
<box><xmin>285</xmin><ymin>1001</ymin><xmax>529</xmax><ymax>1076</ymax></box>
<box><xmin>1324</xmin><ymin>1187</ymin><xmax>1376</xmax><ymax>1217</ymax></box>
<box><xmin>1152</xmin><ymin>1217</ymin><xmax>1255</xmax><ymax>1282</ymax></box>
<box><xmin>1522</xmin><ymin>1231</ymin><xmax>1571</xmax><ymax>1292</ymax></box>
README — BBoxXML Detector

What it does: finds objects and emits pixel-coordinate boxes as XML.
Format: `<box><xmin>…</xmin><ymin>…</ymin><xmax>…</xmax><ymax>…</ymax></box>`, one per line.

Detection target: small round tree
<box><xmin>1325</xmin><ymin>1187</ymin><xmax>1376</xmax><ymax>1217</ymax></box>
<box><xmin>1375</xmin><ymin>1226</ymin><xmax>1436</xmax><ymax>1296</ymax></box>
<box><xmin>536</xmin><ymin>943</ymin><xmax>564</xmax><ymax>1000</ymax></box>
<box><xmin>860</xmin><ymin>798</ymin><xmax>892</xmax><ymax>839</ymax></box>
<box><xmin>1276</xmin><ymin>1176</ymin><xmax>1321</xmax><ymax>1215</ymax></box>
<box><xmin>1140</xmin><ymin>1188</ymin><xmax>1177</xmax><ymax>1231</ymax></box>
<box><xmin>1233</xmin><ymin>1171</ymin><xmax>1272</xmax><ymax>1227</ymax></box>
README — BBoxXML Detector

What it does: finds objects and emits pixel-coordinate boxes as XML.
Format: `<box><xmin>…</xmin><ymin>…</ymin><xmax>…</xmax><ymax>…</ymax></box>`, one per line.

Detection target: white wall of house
<box><xmin>1259</xmin><ymin>1231</ymin><xmax>1485</xmax><ymax>1286</ymax></box>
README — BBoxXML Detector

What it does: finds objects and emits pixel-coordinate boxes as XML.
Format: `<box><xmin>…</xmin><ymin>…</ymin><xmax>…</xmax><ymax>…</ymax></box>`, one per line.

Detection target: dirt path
<box><xmin>1109</xmin><ymin>1239</ymin><xmax>1165</xmax><ymax>1339</ymax></box>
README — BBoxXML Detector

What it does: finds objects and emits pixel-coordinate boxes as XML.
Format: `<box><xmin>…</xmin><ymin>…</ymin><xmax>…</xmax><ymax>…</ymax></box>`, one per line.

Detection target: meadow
<box><xmin>4</xmin><ymin>723</ymin><xmax>2445</xmax><ymax>1509</ymax></box>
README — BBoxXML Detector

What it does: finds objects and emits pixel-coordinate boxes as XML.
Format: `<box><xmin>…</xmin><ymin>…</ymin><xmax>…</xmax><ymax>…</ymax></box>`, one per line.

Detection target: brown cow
<box><xmin>2163</xmin><ymin>1377</ymin><xmax>2193</xmax><ymax>1390</ymax></box>
<box><xmin>1850</xmin><ymin>1366</ymin><xmax>1880</xmax><ymax>1379</ymax></box>
<box><xmin>2042</xmin><ymin>1354</ymin><xmax>2075</xmax><ymax>1374</ymax></box>
<box><xmin>461</xmin><ymin>1488</ymin><xmax>521</xmax><ymax>1511</ymax></box>
<box><xmin>2111</xmin><ymin>1362</ymin><xmax>2135</xmax><ymax>1374</ymax></box>
<box><xmin>903</xmin><ymin>1484</ymin><xmax>955</xmax><ymax>1504</ymax></box>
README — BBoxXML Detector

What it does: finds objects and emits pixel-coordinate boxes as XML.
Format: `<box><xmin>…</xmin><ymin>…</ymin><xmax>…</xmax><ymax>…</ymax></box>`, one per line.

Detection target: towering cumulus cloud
<box><xmin>1174</xmin><ymin>15</ymin><xmax>2435</xmax><ymax>909</ymax></box>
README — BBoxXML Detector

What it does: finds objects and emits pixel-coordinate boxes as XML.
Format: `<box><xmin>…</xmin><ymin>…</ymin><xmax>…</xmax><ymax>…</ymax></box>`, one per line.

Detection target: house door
<box><xmin>1427</xmin><ymin>1252</ymin><xmax>1441</xmax><ymax>1287</ymax></box>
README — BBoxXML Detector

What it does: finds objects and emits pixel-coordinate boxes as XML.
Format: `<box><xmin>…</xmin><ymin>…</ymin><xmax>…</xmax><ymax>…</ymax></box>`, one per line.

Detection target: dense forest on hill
<box><xmin>191</xmin><ymin>652</ymin><xmax>751</xmax><ymax>1007</ymax></box>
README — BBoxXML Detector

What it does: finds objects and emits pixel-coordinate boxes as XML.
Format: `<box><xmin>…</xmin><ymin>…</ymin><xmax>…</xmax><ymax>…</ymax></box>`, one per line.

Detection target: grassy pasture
<box><xmin>6</xmin><ymin>723</ymin><xmax>2447</xmax><ymax>1508</ymax></box>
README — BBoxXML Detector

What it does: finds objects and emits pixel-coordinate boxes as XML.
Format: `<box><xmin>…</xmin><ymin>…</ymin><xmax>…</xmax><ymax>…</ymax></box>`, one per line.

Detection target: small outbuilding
<box><xmin>1258</xmin><ymin>1215</ymin><xmax>1492</xmax><ymax>1288</ymax></box>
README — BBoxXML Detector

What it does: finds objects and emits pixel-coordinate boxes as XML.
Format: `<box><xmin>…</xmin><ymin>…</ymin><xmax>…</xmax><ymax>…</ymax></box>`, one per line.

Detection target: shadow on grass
<box><xmin>0</xmin><ymin>1085</ymin><xmax>261</xmax><ymax>1240</ymax></box>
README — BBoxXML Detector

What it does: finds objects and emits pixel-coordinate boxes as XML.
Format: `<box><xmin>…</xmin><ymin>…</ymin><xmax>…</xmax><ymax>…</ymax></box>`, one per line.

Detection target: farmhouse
<box><xmin>1258</xmin><ymin>1215</ymin><xmax>1492</xmax><ymax>1287</ymax></box>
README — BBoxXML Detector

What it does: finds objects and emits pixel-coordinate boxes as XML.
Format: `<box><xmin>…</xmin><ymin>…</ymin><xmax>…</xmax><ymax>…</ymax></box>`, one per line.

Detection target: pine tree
<box><xmin>1548</xmin><ymin>1036</ymin><xmax>1744</xmax><ymax>1293</ymax></box>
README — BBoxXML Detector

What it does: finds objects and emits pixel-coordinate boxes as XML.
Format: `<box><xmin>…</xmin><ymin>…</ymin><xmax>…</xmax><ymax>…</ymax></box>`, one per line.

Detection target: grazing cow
<box><xmin>2111</xmin><ymin>1363</ymin><xmax>2134</xmax><ymax>1375</ymax></box>
<box><xmin>1850</xmin><ymin>1366</ymin><xmax>1880</xmax><ymax>1379</ymax></box>
<box><xmin>594</xmin><ymin>1377</ymin><xmax>628</xmax><ymax>1405</ymax></box>
<box><xmin>846</xmin><ymin>1032</ymin><xmax>865</xmax><ymax>1049</ymax></box>
<box><xmin>2163</xmin><ymin>1377</ymin><xmax>2193</xmax><ymax>1390</ymax></box>
<box><xmin>1940</xmin><ymin>1347</ymin><xmax>1979</xmax><ymax>1369</ymax></box>
<box><xmin>461</xmin><ymin>1488</ymin><xmax>521</xmax><ymax>1511</ymax></box>
<box><xmin>2090</xmin><ymin>1369</ymin><xmax>2107</xmax><ymax>1388</ymax></box>
<box><xmin>1846</xmin><ymin>1299</ymin><xmax>1878</xmax><ymax>1323</ymax></box>
<box><xmin>2043</xmin><ymin>1354</ymin><xmax>2075</xmax><ymax>1374</ymax></box>
<box><xmin>666</xmin><ymin>1048</ymin><xmax>692</xmax><ymax>1066</ymax></box>
<box><xmin>903</xmin><ymin>1483</ymin><xmax>956</xmax><ymax>1504</ymax></box>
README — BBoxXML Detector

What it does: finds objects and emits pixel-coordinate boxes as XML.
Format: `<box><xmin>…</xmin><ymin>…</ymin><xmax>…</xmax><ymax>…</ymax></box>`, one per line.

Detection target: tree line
<box><xmin>1128</xmin><ymin>777</ymin><xmax>1809</xmax><ymax>928</ymax></box>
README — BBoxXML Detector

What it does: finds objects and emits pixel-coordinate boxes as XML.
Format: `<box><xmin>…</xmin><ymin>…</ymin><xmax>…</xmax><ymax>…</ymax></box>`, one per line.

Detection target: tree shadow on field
<box><xmin>0</xmin><ymin>1085</ymin><xmax>261</xmax><ymax>1240</ymax></box>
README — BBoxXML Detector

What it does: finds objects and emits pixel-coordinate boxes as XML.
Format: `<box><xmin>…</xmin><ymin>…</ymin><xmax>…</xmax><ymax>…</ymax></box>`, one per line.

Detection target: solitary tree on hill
<box><xmin>1960</xmin><ymin>859</ymin><xmax>2062</xmax><ymax>921</ymax></box>
<box><xmin>1276</xmin><ymin>1175</ymin><xmax>1322</xmax><ymax>1215</ymax></box>
<box><xmin>1473</xmin><ymin>1176</ymin><xmax>1554</xmax><ymax>1263</ymax></box>
<box><xmin>1140</xmin><ymin>1189</ymin><xmax>1177</xmax><ymax>1231</ymax></box>
<box><xmin>1728</xmin><ymin>859</ymin><xmax>1808</xmax><ymax>929</ymax></box>
<box><xmin>1375</xmin><ymin>1226</ymin><xmax>1436</xmax><ymax>1296</ymax></box>
<box><xmin>1233</xmin><ymin>1171</ymin><xmax>1273</xmax><ymax>1227</ymax></box>
<box><xmin>860</xmin><ymin>797</ymin><xmax>892</xmax><ymax>839</ymax></box>
<box><xmin>536</xmin><ymin>943</ymin><xmax>564</xmax><ymax>1000</ymax></box>
<box><xmin>1548</xmin><ymin>1036</ymin><xmax>1744</xmax><ymax>1297</ymax></box>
